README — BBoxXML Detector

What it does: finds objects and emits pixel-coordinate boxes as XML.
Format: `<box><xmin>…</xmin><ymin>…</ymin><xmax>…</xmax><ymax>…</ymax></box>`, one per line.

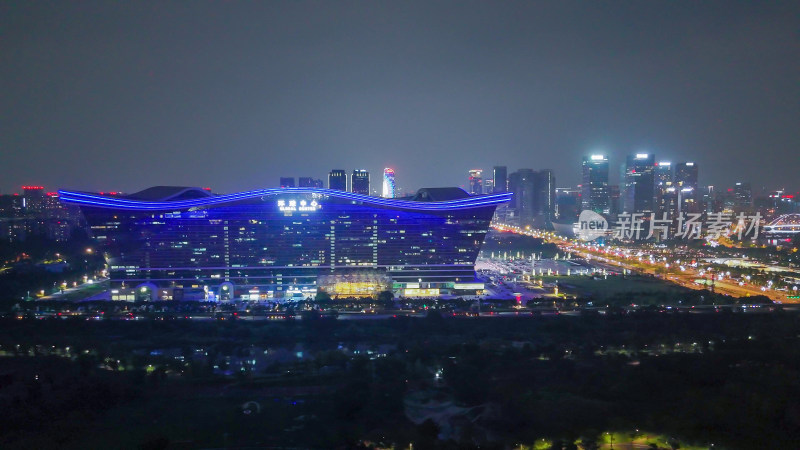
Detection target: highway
<box><xmin>493</xmin><ymin>223</ymin><xmax>799</xmax><ymax>304</ymax></box>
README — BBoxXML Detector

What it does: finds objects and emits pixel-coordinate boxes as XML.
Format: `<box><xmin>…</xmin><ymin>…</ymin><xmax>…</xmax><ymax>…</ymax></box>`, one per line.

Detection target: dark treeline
<box><xmin>481</xmin><ymin>231</ymin><xmax>560</xmax><ymax>257</ymax></box>
<box><xmin>1</xmin><ymin>311</ymin><xmax>800</xmax><ymax>449</ymax></box>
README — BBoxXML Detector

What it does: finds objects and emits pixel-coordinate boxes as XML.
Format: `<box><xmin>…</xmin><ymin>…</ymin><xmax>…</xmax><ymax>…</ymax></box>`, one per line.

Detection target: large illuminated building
<box><xmin>59</xmin><ymin>186</ymin><xmax>510</xmax><ymax>301</ymax></box>
<box><xmin>674</xmin><ymin>162</ymin><xmax>699</xmax><ymax>212</ymax></box>
<box><xmin>328</xmin><ymin>170</ymin><xmax>347</xmax><ymax>191</ymax></box>
<box><xmin>382</xmin><ymin>168</ymin><xmax>396</xmax><ymax>198</ymax></box>
<box><xmin>623</xmin><ymin>153</ymin><xmax>655</xmax><ymax>213</ymax></box>
<box><xmin>468</xmin><ymin>169</ymin><xmax>483</xmax><ymax>195</ymax></box>
<box><xmin>351</xmin><ymin>170</ymin><xmax>370</xmax><ymax>195</ymax></box>
<box><xmin>581</xmin><ymin>155</ymin><xmax>610</xmax><ymax>214</ymax></box>
<box><xmin>507</xmin><ymin>169</ymin><xmax>556</xmax><ymax>227</ymax></box>
<box><xmin>492</xmin><ymin>166</ymin><xmax>507</xmax><ymax>193</ymax></box>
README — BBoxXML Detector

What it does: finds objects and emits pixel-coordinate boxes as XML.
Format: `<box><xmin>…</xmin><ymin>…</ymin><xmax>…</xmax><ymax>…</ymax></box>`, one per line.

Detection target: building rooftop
<box><xmin>125</xmin><ymin>186</ymin><xmax>213</xmax><ymax>201</ymax></box>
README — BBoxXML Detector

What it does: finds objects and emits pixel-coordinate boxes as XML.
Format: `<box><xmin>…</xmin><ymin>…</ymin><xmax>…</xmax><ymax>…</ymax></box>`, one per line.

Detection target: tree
<box><xmin>417</xmin><ymin>419</ymin><xmax>440</xmax><ymax>446</ymax></box>
<box><xmin>377</xmin><ymin>290</ymin><xmax>394</xmax><ymax>304</ymax></box>
<box><xmin>315</xmin><ymin>290</ymin><xmax>332</xmax><ymax>302</ymax></box>
<box><xmin>301</xmin><ymin>309</ymin><xmax>321</xmax><ymax>321</ymax></box>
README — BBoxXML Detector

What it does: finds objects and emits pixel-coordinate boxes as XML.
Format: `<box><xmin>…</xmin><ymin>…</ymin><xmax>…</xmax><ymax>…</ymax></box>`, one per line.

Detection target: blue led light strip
<box><xmin>58</xmin><ymin>187</ymin><xmax>512</xmax><ymax>211</ymax></box>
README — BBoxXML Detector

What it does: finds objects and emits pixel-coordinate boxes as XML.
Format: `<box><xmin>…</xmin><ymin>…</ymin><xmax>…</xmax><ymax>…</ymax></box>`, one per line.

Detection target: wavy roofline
<box><xmin>58</xmin><ymin>187</ymin><xmax>512</xmax><ymax>211</ymax></box>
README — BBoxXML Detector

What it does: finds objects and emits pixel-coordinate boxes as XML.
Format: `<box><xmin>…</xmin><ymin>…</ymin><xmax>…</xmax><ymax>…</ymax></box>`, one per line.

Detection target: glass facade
<box><xmin>60</xmin><ymin>187</ymin><xmax>510</xmax><ymax>301</ymax></box>
<box><xmin>582</xmin><ymin>155</ymin><xmax>610</xmax><ymax>214</ymax></box>
<box><xmin>624</xmin><ymin>153</ymin><xmax>656</xmax><ymax>213</ymax></box>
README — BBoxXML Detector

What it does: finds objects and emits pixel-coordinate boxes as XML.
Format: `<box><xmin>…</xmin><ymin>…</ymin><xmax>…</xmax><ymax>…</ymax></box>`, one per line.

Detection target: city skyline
<box><xmin>1</xmin><ymin>2</ymin><xmax>798</xmax><ymax>194</ymax></box>
<box><xmin>5</xmin><ymin>151</ymin><xmax>796</xmax><ymax>198</ymax></box>
<box><xmin>2</xmin><ymin>3</ymin><xmax>800</xmax><ymax>449</ymax></box>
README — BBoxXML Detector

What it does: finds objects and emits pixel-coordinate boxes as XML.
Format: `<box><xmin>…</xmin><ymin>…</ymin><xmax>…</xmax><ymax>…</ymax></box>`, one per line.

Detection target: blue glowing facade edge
<box><xmin>58</xmin><ymin>187</ymin><xmax>512</xmax><ymax>211</ymax></box>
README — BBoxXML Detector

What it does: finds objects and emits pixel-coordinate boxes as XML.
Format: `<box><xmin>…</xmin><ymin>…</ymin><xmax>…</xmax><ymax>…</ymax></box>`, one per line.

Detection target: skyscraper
<box><xmin>21</xmin><ymin>185</ymin><xmax>47</xmax><ymax>214</ymax></box>
<box><xmin>382</xmin><ymin>168</ymin><xmax>396</xmax><ymax>198</ymax></box>
<box><xmin>675</xmin><ymin>162</ymin><xmax>698</xmax><ymax>190</ymax></box>
<box><xmin>624</xmin><ymin>153</ymin><xmax>656</xmax><ymax>213</ymax></box>
<box><xmin>675</xmin><ymin>162</ymin><xmax>699</xmax><ymax>213</ymax></box>
<box><xmin>508</xmin><ymin>169</ymin><xmax>535</xmax><ymax>222</ymax></box>
<box><xmin>655</xmin><ymin>162</ymin><xmax>674</xmax><ymax>214</ymax></box>
<box><xmin>492</xmin><ymin>166</ymin><xmax>507</xmax><ymax>193</ymax></box>
<box><xmin>351</xmin><ymin>169</ymin><xmax>370</xmax><ymax>195</ymax></box>
<box><xmin>734</xmin><ymin>181</ymin><xmax>752</xmax><ymax>211</ymax></box>
<box><xmin>555</xmin><ymin>187</ymin><xmax>581</xmax><ymax>222</ymax></box>
<box><xmin>536</xmin><ymin>169</ymin><xmax>556</xmax><ymax>223</ymax></box>
<box><xmin>507</xmin><ymin>169</ymin><xmax>555</xmax><ymax>227</ymax></box>
<box><xmin>328</xmin><ymin>170</ymin><xmax>347</xmax><ymax>191</ymax></box>
<box><xmin>468</xmin><ymin>169</ymin><xmax>483</xmax><ymax>195</ymax></box>
<box><xmin>655</xmin><ymin>162</ymin><xmax>673</xmax><ymax>186</ymax></box>
<box><xmin>279</xmin><ymin>177</ymin><xmax>295</xmax><ymax>188</ymax></box>
<box><xmin>581</xmin><ymin>155</ymin><xmax>610</xmax><ymax>214</ymax></box>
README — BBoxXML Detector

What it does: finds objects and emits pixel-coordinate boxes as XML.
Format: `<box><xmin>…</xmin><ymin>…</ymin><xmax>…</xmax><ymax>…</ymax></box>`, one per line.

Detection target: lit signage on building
<box><xmin>278</xmin><ymin>199</ymin><xmax>321</xmax><ymax>212</ymax></box>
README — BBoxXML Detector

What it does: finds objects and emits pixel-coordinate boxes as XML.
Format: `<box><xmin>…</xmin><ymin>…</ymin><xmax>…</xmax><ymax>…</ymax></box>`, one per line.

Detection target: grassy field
<box><xmin>541</xmin><ymin>274</ymin><xmax>693</xmax><ymax>305</ymax></box>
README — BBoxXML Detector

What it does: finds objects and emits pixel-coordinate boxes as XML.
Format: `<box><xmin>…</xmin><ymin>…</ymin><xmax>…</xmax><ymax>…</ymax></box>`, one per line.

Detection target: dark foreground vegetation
<box><xmin>1</xmin><ymin>309</ymin><xmax>799</xmax><ymax>449</ymax></box>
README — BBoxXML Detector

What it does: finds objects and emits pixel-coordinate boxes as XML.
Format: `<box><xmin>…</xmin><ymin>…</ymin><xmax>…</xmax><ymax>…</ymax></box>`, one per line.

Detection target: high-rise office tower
<box><xmin>21</xmin><ymin>185</ymin><xmax>46</xmax><ymax>213</ymax></box>
<box><xmin>734</xmin><ymin>181</ymin><xmax>752</xmax><ymax>211</ymax></box>
<box><xmin>382</xmin><ymin>168</ymin><xmax>396</xmax><ymax>198</ymax></box>
<box><xmin>508</xmin><ymin>169</ymin><xmax>555</xmax><ymax>226</ymax></box>
<box><xmin>299</xmin><ymin>177</ymin><xmax>323</xmax><ymax>188</ymax></box>
<box><xmin>468</xmin><ymin>169</ymin><xmax>483</xmax><ymax>195</ymax></box>
<box><xmin>655</xmin><ymin>162</ymin><xmax>673</xmax><ymax>186</ymax></box>
<box><xmin>609</xmin><ymin>185</ymin><xmax>621</xmax><ymax>216</ymax></box>
<box><xmin>581</xmin><ymin>155</ymin><xmax>610</xmax><ymax>214</ymax></box>
<box><xmin>351</xmin><ymin>169</ymin><xmax>370</xmax><ymax>195</ymax></box>
<box><xmin>508</xmin><ymin>169</ymin><xmax>535</xmax><ymax>221</ymax></box>
<box><xmin>492</xmin><ymin>166</ymin><xmax>507</xmax><ymax>193</ymax></box>
<box><xmin>624</xmin><ymin>153</ymin><xmax>656</xmax><ymax>213</ymax></box>
<box><xmin>675</xmin><ymin>162</ymin><xmax>699</xmax><ymax>213</ymax></box>
<box><xmin>701</xmin><ymin>186</ymin><xmax>717</xmax><ymax>213</ymax></box>
<box><xmin>675</xmin><ymin>162</ymin><xmax>698</xmax><ymax>190</ymax></box>
<box><xmin>655</xmin><ymin>162</ymin><xmax>674</xmax><ymax>214</ymax></box>
<box><xmin>536</xmin><ymin>169</ymin><xmax>556</xmax><ymax>223</ymax></box>
<box><xmin>279</xmin><ymin>177</ymin><xmax>295</xmax><ymax>188</ymax></box>
<box><xmin>555</xmin><ymin>187</ymin><xmax>582</xmax><ymax>221</ymax></box>
<box><xmin>328</xmin><ymin>170</ymin><xmax>347</xmax><ymax>191</ymax></box>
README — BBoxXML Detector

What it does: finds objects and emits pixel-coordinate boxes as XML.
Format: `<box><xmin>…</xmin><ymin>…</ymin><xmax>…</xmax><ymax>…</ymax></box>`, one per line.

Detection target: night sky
<box><xmin>1</xmin><ymin>1</ymin><xmax>798</xmax><ymax>196</ymax></box>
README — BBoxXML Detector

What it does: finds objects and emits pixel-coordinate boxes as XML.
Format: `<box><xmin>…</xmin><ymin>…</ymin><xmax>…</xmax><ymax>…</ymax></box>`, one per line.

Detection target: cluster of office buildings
<box><xmin>0</xmin><ymin>186</ymin><xmax>83</xmax><ymax>243</ymax></box>
<box><xmin>472</xmin><ymin>155</ymin><xmax>799</xmax><ymax>240</ymax></box>
<box><xmin>467</xmin><ymin>167</ymin><xmax>556</xmax><ymax>229</ymax></box>
<box><xmin>280</xmin><ymin>168</ymin><xmax>397</xmax><ymax>199</ymax></box>
<box><xmin>577</xmin><ymin>154</ymin><xmax>707</xmax><ymax>217</ymax></box>
<box><xmin>575</xmin><ymin>154</ymin><xmax>799</xmax><ymax>220</ymax></box>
